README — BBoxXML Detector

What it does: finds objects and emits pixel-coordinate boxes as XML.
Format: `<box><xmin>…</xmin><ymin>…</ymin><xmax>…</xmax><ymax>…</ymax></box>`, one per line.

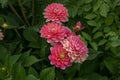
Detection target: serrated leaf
<box><xmin>100</xmin><ymin>3</ymin><xmax>109</xmax><ymax>17</ymax></box>
<box><xmin>81</xmin><ymin>32</ymin><xmax>91</xmax><ymax>41</ymax></box>
<box><xmin>23</xmin><ymin>56</ymin><xmax>39</xmax><ymax>67</ymax></box>
<box><xmin>93</xmin><ymin>32</ymin><xmax>103</xmax><ymax>39</ymax></box>
<box><xmin>87</xmin><ymin>20</ymin><xmax>97</xmax><ymax>26</ymax></box>
<box><xmin>40</xmin><ymin>67</ymin><xmax>55</xmax><ymax>80</ymax></box>
<box><xmin>84</xmin><ymin>13</ymin><xmax>97</xmax><ymax>20</ymax></box>
<box><xmin>90</xmin><ymin>42</ymin><xmax>98</xmax><ymax>51</ymax></box>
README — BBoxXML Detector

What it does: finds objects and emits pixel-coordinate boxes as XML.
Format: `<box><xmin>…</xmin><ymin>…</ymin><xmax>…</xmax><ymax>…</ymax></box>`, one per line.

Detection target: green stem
<box><xmin>14</xmin><ymin>29</ymin><xmax>21</xmax><ymax>39</ymax></box>
<box><xmin>18</xmin><ymin>0</ymin><xmax>30</xmax><ymax>27</ymax></box>
<box><xmin>8</xmin><ymin>2</ymin><xmax>25</xmax><ymax>25</ymax></box>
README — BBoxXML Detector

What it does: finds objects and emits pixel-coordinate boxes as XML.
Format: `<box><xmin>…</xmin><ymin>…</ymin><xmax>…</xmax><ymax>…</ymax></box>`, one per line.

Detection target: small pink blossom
<box><xmin>0</xmin><ymin>31</ymin><xmax>4</xmax><ymax>40</ymax></box>
<box><xmin>48</xmin><ymin>44</ymin><xmax>72</xmax><ymax>70</ymax></box>
<box><xmin>40</xmin><ymin>22</ymin><xmax>70</xmax><ymax>44</ymax></box>
<box><xmin>43</xmin><ymin>3</ymin><xmax>68</xmax><ymax>23</ymax></box>
<box><xmin>61</xmin><ymin>35</ymin><xmax>88</xmax><ymax>63</ymax></box>
<box><xmin>73</xmin><ymin>21</ymin><xmax>84</xmax><ymax>31</ymax></box>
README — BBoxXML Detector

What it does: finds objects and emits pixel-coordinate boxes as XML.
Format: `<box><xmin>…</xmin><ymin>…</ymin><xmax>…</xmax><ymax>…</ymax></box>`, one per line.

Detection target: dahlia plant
<box><xmin>40</xmin><ymin>3</ymin><xmax>88</xmax><ymax>69</ymax></box>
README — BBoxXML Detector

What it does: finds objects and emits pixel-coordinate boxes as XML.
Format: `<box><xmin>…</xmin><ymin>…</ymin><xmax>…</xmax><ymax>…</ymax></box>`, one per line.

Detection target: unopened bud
<box><xmin>73</xmin><ymin>21</ymin><xmax>84</xmax><ymax>31</ymax></box>
<box><xmin>1</xmin><ymin>67</ymin><xmax>6</xmax><ymax>71</ymax></box>
<box><xmin>1</xmin><ymin>23</ymin><xmax>8</xmax><ymax>29</ymax></box>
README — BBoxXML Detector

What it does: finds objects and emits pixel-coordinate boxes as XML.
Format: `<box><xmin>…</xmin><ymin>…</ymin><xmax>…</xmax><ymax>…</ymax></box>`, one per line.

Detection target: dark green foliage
<box><xmin>0</xmin><ymin>0</ymin><xmax>120</xmax><ymax>80</ymax></box>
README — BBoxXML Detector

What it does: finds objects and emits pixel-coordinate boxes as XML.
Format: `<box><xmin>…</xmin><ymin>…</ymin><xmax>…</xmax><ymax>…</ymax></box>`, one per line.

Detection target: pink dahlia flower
<box><xmin>73</xmin><ymin>21</ymin><xmax>84</xmax><ymax>31</ymax></box>
<box><xmin>40</xmin><ymin>22</ymin><xmax>72</xmax><ymax>44</ymax></box>
<box><xmin>43</xmin><ymin>3</ymin><xmax>68</xmax><ymax>23</ymax></box>
<box><xmin>61</xmin><ymin>35</ymin><xmax>88</xmax><ymax>63</ymax></box>
<box><xmin>48</xmin><ymin>44</ymin><xmax>72</xmax><ymax>70</ymax></box>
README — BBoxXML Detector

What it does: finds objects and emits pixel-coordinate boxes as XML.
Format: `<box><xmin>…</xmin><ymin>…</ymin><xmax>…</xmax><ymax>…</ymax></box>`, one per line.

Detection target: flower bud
<box><xmin>73</xmin><ymin>21</ymin><xmax>84</xmax><ymax>31</ymax></box>
<box><xmin>1</xmin><ymin>23</ymin><xmax>8</xmax><ymax>29</ymax></box>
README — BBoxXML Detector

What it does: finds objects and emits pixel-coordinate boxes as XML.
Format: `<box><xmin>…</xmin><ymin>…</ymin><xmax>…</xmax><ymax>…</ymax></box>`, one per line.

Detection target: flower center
<box><xmin>54</xmin><ymin>8</ymin><xmax>60</xmax><ymax>12</ymax></box>
<box><xmin>76</xmin><ymin>26</ymin><xmax>80</xmax><ymax>29</ymax></box>
<box><xmin>51</xmin><ymin>26</ymin><xmax>56</xmax><ymax>31</ymax></box>
<box><xmin>60</xmin><ymin>53</ymin><xmax>65</xmax><ymax>59</ymax></box>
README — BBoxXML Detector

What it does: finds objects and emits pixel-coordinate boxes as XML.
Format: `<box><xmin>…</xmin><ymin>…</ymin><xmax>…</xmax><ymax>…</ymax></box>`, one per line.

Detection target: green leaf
<box><xmin>73</xmin><ymin>77</ymin><xmax>86</xmax><ymax>80</ymax></box>
<box><xmin>84</xmin><ymin>13</ymin><xmax>97</xmax><ymax>20</ymax></box>
<box><xmin>105</xmin><ymin>15</ymin><xmax>114</xmax><ymax>25</ymax></box>
<box><xmin>13</xmin><ymin>63</ymin><xmax>26</xmax><ymax>80</ymax></box>
<box><xmin>19</xmin><ymin>50</ymin><xmax>31</xmax><ymax>64</ymax></box>
<box><xmin>110</xmin><ymin>40</ymin><xmax>120</xmax><ymax>47</ymax></box>
<box><xmin>5</xmin><ymin>54</ymin><xmax>21</xmax><ymax>72</ymax></box>
<box><xmin>84</xmin><ymin>0</ymin><xmax>92</xmax><ymax>4</ymax></box>
<box><xmin>104</xmin><ymin>57</ymin><xmax>120</xmax><ymax>74</ymax></box>
<box><xmin>26</xmin><ymin>75</ymin><xmax>39</xmax><ymax>80</ymax></box>
<box><xmin>100</xmin><ymin>3</ymin><xmax>109</xmax><ymax>17</ymax></box>
<box><xmin>98</xmin><ymin>39</ymin><xmax>107</xmax><ymax>46</ymax></box>
<box><xmin>90</xmin><ymin>42</ymin><xmax>98</xmax><ymax>51</ymax></box>
<box><xmin>9</xmin><ymin>55</ymin><xmax>21</xmax><ymax>67</ymax></box>
<box><xmin>40</xmin><ymin>67</ymin><xmax>55</xmax><ymax>80</ymax></box>
<box><xmin>0</xmin><ymin>46</ymin><xmax>10</xmax><ymax>63</ymax></box>
<box><xmin>81</xmin><ymin>32</ymin><xmax>91</xmax><ymax>41</ymax></box>
<box><xmin>93</xmin><ymin>32</ymin><xmax>103</xmax><ymax>39</ymax></box>
<box><xmin>87</xmin><ymin>20</ymin><xmax>98</xmax><ymax>26</ymax></box>
<box><xmin>4</xmin><ymin>13</ymin><xmax>19</xmax><ymax>29</ymax></box>
<box><xmin>23</xmin><ymin>56</ymin><xmax>39</xmax><ymax>67</ymax></box>
<box><xmin>39</xmin><ymin>45</ymin><xmax>47</xmax><ymax>58</ymax></box>
<box><xmin>83</xmin><ymin>73</ymin><xmax>108</xmax><ymax>80</ymax></box>
<box><xmin>28</xmin><ymin>67</ymin><xmax>39</xmax><ymax>78</ymax></box>
<box><xmin>65</xmin><ymin>64</ymin><xmax>79</xmax><ymax>79</ymax></box>
<box><xmin>87</xmin><ymin>49</ymin><xmax>101</xmax><ymax>60</ymax></box>
<box><xmin>29</xmin><ymin>41</ymin><xmax>41</xmax><ymax>48</ymax></box>
<box><xmin>5</xmin><ymin>76</ymin><xmax>12</xmax><ymax>80</ymax></box>
<box><xmin>93</xmin><ymin>0</ymin><xmax>103</xmax><ymax>11</ymax></box>
<box><xmin>80</xmin><ymin>60</ymin><xmax>100</xmax><ymax>75</ymax></box>
<box><xmin>83</xmin><ymin>4</ymin><xmax>92</xmax><ymax>11</ymax></box>
<box><xmin>68</xmin><ymin>6</ymin><xmax>78</xmax><ymax>18</ymax></box>
<box><xmin>0</xmin><ymin>16</ymin><xmax>4</xmax><ymax>25</ymax></box>
<box><xmin>92</xmin><ymin>24</ymin><xmax>101</xmax><ymax>33</ymax></box>
<box><xmin>0</xmin><ymin>0</ymin><xmax>9</xmax><ymax>8</ymax></box>
<box><xmin>23</xmin><ymin>28</ymin><xmax>39</xmax><ymax>42</ymax></box>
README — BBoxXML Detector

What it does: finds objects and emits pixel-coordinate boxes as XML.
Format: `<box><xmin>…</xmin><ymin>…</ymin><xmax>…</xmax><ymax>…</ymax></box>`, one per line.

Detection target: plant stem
<box><xmin>8</xmin><ymin>2</ymin><xmax>25</xmax><ymax>25</ymax></box>
<box><xmin>18</xmin><ymin>0</ymin><xmax>30</xmax><ymax>27</ymax></box>
<box><xmin>14</xmin><ymin>29</ymin><xmax>21</xmax><ymax>39</ymax></box>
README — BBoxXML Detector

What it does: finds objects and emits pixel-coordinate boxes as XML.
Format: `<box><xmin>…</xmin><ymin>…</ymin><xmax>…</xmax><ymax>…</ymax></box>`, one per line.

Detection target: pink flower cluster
<box><xmin>40</xmin><ymin>3</ymin><xmax>88</xmax><ymax>70</ymax></box>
